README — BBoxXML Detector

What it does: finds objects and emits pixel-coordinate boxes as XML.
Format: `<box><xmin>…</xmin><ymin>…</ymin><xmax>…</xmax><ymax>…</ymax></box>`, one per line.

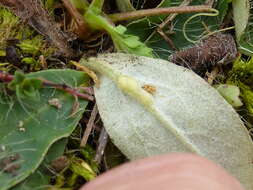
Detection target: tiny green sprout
<box><xmin>215</xmin><ymin>84</ymin><xmax>243</xmax><ymax>107</ymax></box>
<box><xmin>8</xmin><ymin>71</ymin><xmax>42</xmax><ymax>100</ymax></box>
<box><xmin>17</xmin><ymin>35</ymin><xmax>55</xmax><ymax>57</ymax></box>
<box><xmin>227</xmin><ymin>56</ymin><xmax>253</xmax><ymax>116</ymax></box>
<box><xmin>70</xmin><ymin>157</ymin><xmax>96</xmax><ymax>181</ymax></box>
<box><xmin>18</xmin><ymin>36</ymin><xmax>42</xmax><ymax>55</ymax></box>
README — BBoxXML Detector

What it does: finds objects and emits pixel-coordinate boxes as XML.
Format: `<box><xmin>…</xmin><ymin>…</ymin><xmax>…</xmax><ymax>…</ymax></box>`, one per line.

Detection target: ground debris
<box><xmin>169</xmin><ymin>33</ymin><xmax>238</xmax><ymax>75</ymax></box>
<box><xmin>0</xmin><ymin>0</ymin><xmax>75</xmax><ymax>57</ymax></box>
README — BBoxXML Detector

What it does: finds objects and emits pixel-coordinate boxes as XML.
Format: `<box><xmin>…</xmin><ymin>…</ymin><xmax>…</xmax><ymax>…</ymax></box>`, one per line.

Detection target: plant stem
<box><xmin>108</xmin><ymin>5</ymin><xmax>214</xmax><ymax>22</ymax></box>
<box><xmin>0</xmin><ymin>72</ymin><xmax>94</xmax><ymax>101</ymax></box>
<box><xmin>62</xmin><ymin>0</ymin><xmax>92</xmax><ymax>39</ymax></box>
<box><xmin>41</xmin><ymin>79</ymin><xmax>94</xmax><ymax>101</ymax></box>
<box><xmin>80</xmin><ymin>104</ymin><xmax>98</xmax><ymax>147</ymax></box>
<box><xmin>0</xmin><ymin>72</ymin><xmax>13</xmax><ymax>82</ymax></box>
<box><xmin>89</xmin><ymin>0</ymin><xmax>105</xmax><ymax>14</ymax></box>
<box><xmin>69</xmin><ymin>0</ymin><xmax>90</xmax><ymax>12</ymax></box>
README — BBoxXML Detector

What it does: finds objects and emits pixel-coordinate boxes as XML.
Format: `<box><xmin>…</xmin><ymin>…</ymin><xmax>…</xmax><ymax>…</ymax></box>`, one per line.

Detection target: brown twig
<box><xmin>0</xmin><ymin>71</ymin><xmax>94</xmax><ymax>101</ymax></box>
<box><xmin>80</xmin><ymin>104</ymin><xmax>98</xmax><ymax>147</ymax></box>
<box><xmin>159</xmin><ymin>0</ymin><xmax>193</xmax><ymax>30</ymax></box>
<box><xmin>41</xmin><ymin>79</ymin><xmax>94</xmax><ymax>101</ymax></box>
<box><xmin>155</xmin><ymin>0</ymin><xmax>192</xmax><ymax>50</ymax></box>
<box><xmin>108</xmin><ymin>5</ymin><xmax>213</xmax><ymax>22</ymax></box>
<box><xmin>94</xmin><ymin>127</ymin><xmax>108</xmax><ymax>164</ymax></box>
<box><xmin>206</xmin><ymin>66</ymin><xmax>220</xmax><ymax>85</ymax></box>
<box><xmin>156</xmin><ymin>29</ymin><xmax>177</xmax><ymax>50</ymax></box>
<box><xmin>61</xmin><ymin>0</ymin><xmax>92</xmax><ymax>40</ymax></box>
<box><xmin>71</xmin><ymin>61</ymin><xmax>100</xmax><ymax>87</ymax></box>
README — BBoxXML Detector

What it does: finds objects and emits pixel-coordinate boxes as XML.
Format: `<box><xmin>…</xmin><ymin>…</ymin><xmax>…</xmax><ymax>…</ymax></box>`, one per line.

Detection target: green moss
<box><xmin>229</xmin><ymin>56</ymin><xmax>253</xmax><ymax>86</ymax></box>
<box><xmin>0</xmin><ymin>7</ymin><xmax>56</xmax><ymax>68</ymax></box>
<box><xmin>50</xmin><ymin>144</ymin><xmax>99</xmax><ymax>189</ymax></box>
<box><xmin>44</xmin><ymin>0</ymin><xmax>58</xmax><ymax>11</ymax></box>
<box><xmin>17</xmin><ymin>35</ymin><xmax>55</xmax><ymax>57</ymax></box>
<box><xmin>237</xmin><ymin>82</ymin><xmax>253</xmax><ymax>115</ymax></box>
<box><xmin>80</xmin><ymin>145</ymin><xmax>99</xmax><ymax>174</ymax></box>
<box><xmin>228</xmin><ymin>56</ymin><xmax>253</xmax><ymax>118</ymax></box>
<box><xmin>69</xmin><ymin>156</ymin><xmax>97</xmax><ymax>181</ymax></box>
<box><xmin>0</xmin><ymin>8</ymin><xmax>20</xmax><ymax>48</ymax></box>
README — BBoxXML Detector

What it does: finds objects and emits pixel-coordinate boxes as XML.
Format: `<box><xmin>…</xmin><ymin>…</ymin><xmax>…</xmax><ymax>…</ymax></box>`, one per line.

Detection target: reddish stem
<box><xmin>0</xmin><ymin>72</ymin><xmax>14</xmax><ymax>82</ymax></box>
<box><xmin>0</xmin><ymin>72</ymin><xmax>94</xmax><ymax>101</ymax></box>
<box><xmin>108</xmin><ymin>5</ymin><xmax>213</xmax><ymax>22</ymax></box>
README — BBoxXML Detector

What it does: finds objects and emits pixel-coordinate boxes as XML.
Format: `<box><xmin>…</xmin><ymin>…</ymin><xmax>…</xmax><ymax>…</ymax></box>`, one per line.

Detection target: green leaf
<box><xmin>232</xmin><ymin>0</ymin><xmax>249</xmax><ymax>41</ymax></box>
<box><xmin>8</xmin><ymin>71</ymin><xmax>42</xmax><ymax>100</ymax></box>
<box><xmin>80</xmin><ymin>53</ymin><xmax>253</xmax><ymax>190</ymax></box>
<box><xmin>127</xmin><ymin>0</ymin><xmax>228</xmax><ymax>59</ymax></box>
<box><xmin>115</xmin><ymin>0</ymin><xmax>135</xmax><ymax>12</ymax></box>
<box><xmin>21</xmin><ymin>57</ymin><xmax>37</xmax><ymax>65</ymax></box>
<box><xmin>232</xmin><ymin>0</ymin><xmax>253</xmax><ymax>55</ymax></box>
<box><xmin>69</xmin><ymin>157</ymin><xmax>96</xmax><ymax>181</ymax></box>
<box><xmin>8</xmin><ymin>72</ymin><xmax>25</xmax><ymax>90</ymax></box>
<box><xmin>215</xmin><ymin>84</ymin><xmax>243</xmax><ymax>107</ymax></box>
<box><xmin>89</xmin><ymin>0</ymin><xmax>104</xmax><ymax>14</ymax></box>
<box><xmin>111</xmin><ymin>25</ymin><xmax>154</xmax><ymax>57</ymax></box>
<box><xmin>11</xmin><ymin>139</ymin><xmax>67</xmax><ymax>190</ymax></box>
<box><xmin>0</xmin><ymin>69</ymin><xmax>89</xmax><ymax>190</ymax></box>
<box><xmin>83</xmin><ymin>1</ymin><xmax>153</xmax><ymax>57</ymax></box>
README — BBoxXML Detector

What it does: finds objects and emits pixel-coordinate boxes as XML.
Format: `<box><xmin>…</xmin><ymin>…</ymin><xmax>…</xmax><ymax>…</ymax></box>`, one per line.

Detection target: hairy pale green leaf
<box><xmin>81</xmin><ymin>53</ymin><xmax>253</xmax><ymax>190</ymax></box>
<box><xmin>0</xmin><ymin>70</ymin><xmax>89</xmax><ymax>190</ymax></box>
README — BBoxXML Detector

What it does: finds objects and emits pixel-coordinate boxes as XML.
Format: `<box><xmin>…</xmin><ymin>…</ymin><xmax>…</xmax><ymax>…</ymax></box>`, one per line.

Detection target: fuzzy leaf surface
<box><xmin>83</xmin><ymin>53</ymin><xmax>253</xmax><ymax>190</ymax></box>
<box><xmin>0</xmin><ymin>70</ymin><xmax>88</xmax><ymax>190</ymax></box>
